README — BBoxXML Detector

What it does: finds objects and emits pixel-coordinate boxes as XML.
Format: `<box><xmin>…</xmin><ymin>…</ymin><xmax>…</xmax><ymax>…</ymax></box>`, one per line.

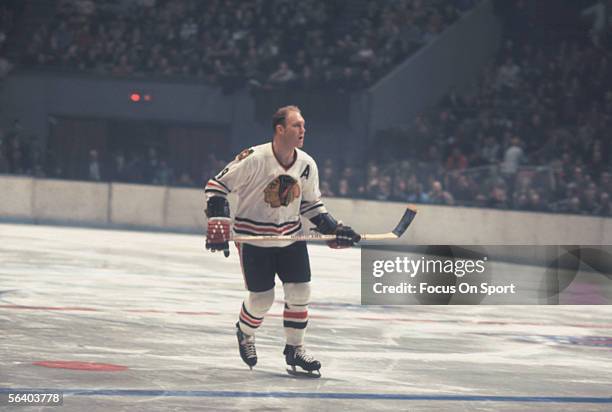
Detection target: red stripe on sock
<box><xmin>240</xmin><ymin>308</ymin><xmax>262</xmax><ymax>325</ymax></box>
<box><xmin>283</xmin><ymin>310</ymin><xmax>308</xmax><ymax>320</ymax></box>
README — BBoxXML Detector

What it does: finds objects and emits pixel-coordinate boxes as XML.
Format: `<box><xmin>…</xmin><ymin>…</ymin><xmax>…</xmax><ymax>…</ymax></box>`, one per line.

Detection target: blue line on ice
<box><xmin>1</xmin><ymin>389</ymin><xmax>611</xmax><ymax>403</ymax></box>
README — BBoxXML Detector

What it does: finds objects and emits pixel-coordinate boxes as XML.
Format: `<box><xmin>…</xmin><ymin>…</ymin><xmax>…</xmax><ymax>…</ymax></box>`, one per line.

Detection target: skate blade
<box><xmin>286</xmin><ymin>368</ymin><xmax>321</xmax><ymax>379</ymax></box>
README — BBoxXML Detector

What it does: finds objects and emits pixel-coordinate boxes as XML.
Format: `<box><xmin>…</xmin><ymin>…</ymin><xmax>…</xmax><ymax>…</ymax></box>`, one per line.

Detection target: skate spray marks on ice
<box><xmin>1</xmin><ymin>223</ymin><xmax>611</xmax><ymax>411</ymax></box>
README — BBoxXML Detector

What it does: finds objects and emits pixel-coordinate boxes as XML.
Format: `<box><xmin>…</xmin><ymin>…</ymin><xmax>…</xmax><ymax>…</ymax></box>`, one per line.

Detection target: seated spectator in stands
<box><xmin>565</xmin><ymin>196</ymin><xmax>582</xmax><ymax>214</ymax></box>
<box><xmin>407</xmin><ymin>182</ymin><xmax>430</xmax><ymax>204</ymax></box>
<box><xmin>452</xmin><ymin>173</ymin><xmax>478</xmax><ymax>203</ymax></box>
<box><xmin>267</xmin><ymin>61</ymin><xmax>296</xmax><ymax>87</ymax></box>
<box><xmin>337</xmin><ymin>178</ymin><xmax>352</xmax><ymax>198</ymax></box>
<box><xmin>496</xmin><ymin>56</ymin><xmax>521</xmax><ymax>92</ymax></box>
<box><xmin>112</xmin><ymin>54</ymin><xmax>134</xmax><ymax>76</ymax></box>
<box><xmin>526</xmin><ymin>189</ymin><xmax>548</xmax><ymax>212</ymax></box>
<box><xmin>295</xmin><ymin>65</ymin><xmax>318</xmax><ymax>90</ymax></box>
<box><xmin>402</xmin><ymin>174</ymin><xmax>424</xmax><ymax>203</ymax></box>
<box><xmin>513</xmin><ymin>191</ymin><xmax>529</xmax><ymax>210</ymax></box>
<box><xmin>375</xmin><ymin>176</ymin><xmax>392</xmax><ymax>201</ymax></box>
<box><xmin>340</xmin><ymin>166</ymin><xmax>359</xmax><ymax>188</ymax></box>
<box><xmin>391</xmin><ymin>178</ymin><xmax>411</xmax><ymax>202</ymax></box>
<box><xmin>480</xmin><ymin>136</ymin><xmax>501</xmax><ymax>165</ymax></box>
<box><xmin>571</xmin><ymin>166</ymin><xmax>586</xmax><ymax>187</ymax></box>
<box><xmin>320</xmin><ymin>180</ymin><xmax>335</xmax><ymax>197</ymax></box>
<box><xmin>424</xmin><ymin>145</ymin><xmax>442</xmax><ymax>164</ymax></box>
<box><xmin>322</xmin><ymin>163</ymin><xmax>334</xmax><ymax>181</ymax></box>
<box><xmin>488</xmin><ymin>184</ymin><xmax>509</xmax><ymax>209</ymax></box>
<box><xmin>366</xmin><ymin>174</ymin><xmax>392</xmax><ymax>201</ymax></box>
<box><xmin>357</xmin><ymin>69</ymin><xmax>373</xmax><ymax>88</ymax></box>
<box><xmin>153</xmin><ymin>160</ymin><xmax>174</xmax><ymax>186</ymax></box>
<box><xmin>446</xmin><ymin>147</ymin><xmax>468</xmax><ymax>170</ymax></box>
<box><xmin>337</xmin><ymin>66</ymin><xmax>358</xmax><ymax>92</ymax></box>
<box><xmin>428</xmin><ymin>180</ymin><xmax>454</xmax><ymax>205</ymax></box>
<box><xmin>176</xmin><ymin>171</ymin><xmax>195</xmax><ymax>187</ymax></box>
<box><xmin>600</xmin><ymin>172</ymin><xmax>612</xmax><ymax>195</ymax></box>
<box><xmin>595</xmin><ymin>192</ymin><xmax>611</xmax><ymax>216</ymax></box>
<box><xmin>581</xmin><ymin>182</ymin><xmax>600</xmax><ymax>214</ymax></box>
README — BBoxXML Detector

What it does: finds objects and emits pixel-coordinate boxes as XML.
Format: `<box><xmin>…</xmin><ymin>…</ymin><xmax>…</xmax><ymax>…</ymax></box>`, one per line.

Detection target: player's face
<box><xmin>281</xmin><ymin>111</ymin><xmax>306</xmax><ymax>149</ymax></box>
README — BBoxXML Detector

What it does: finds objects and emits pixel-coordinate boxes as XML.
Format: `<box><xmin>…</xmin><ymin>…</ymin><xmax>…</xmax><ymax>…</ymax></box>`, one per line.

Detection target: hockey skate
<box><xmin>283</xmin><ymin>344</ymin><xmax>321</xmax><ymax>378</ymax></box>
<box><xmin>235</xmin><ymin>322</ymin><xmax>257</xmax><ymax>370</ymax></box>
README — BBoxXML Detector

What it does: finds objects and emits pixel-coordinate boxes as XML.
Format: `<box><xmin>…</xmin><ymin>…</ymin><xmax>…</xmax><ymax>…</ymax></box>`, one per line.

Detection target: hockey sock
<box><xmin>283</xmin><ymin>282</ymin><xmax>310</xmax><ymax>346</ymax></box>
<box><xmin>238</xmin><ymin>289</ymin><xmax>274</xmax><ymax>335</ymax></box>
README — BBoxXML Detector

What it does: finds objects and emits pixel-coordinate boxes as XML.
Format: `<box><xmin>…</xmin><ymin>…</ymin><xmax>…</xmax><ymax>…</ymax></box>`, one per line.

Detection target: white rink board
<box><xmin>0</xmin><ymin>176</ymin><xmax>33</xmax><ymax>219</ymax></box>
<box><xmin>164</xmin><ymin>187</ymin><xmax>206</xmax><ymax>231</ymax></box>
<box><xmin>0</xmin><ymin>223</ymin><xmax>611</xmax><ymax>411</ymax></box>
<box><xmin>109</xmin><ymin>183</ymin><xmax>166</xmax><ymax>227</ymax></box>
<box><xmin>33</xmin><ymin>179</ymin><xmax>109</xmax><ymax>223</ymax></box>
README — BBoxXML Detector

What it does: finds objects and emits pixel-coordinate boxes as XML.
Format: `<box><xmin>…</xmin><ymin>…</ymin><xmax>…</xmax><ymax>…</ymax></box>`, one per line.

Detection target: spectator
<box><xmin>88</xmin><ymin>149</ymin><xmax>101</xmax><ymax>181</ymax></box>
<box><xmin>154</xmin><ymin>160</ymin><xmax>174</xmax><ymax>186</ymax></box>
<box><xmin>176</xmin><ymin>171</ymin><xmax>195</xmax><ymax>187</ymax></box>
<box><xmin>446</xmin><ymin>147</ymin><xmax>468</xmax><ymax>170</ymax></box>
<box><xmin>267</xmin><ymin>61</ymin><xmax>296</xmax><ymax>87</ymax></box>
<box><xmin>428</xmin><ymin>180</ymin><xmax>454</xmax><ymax>205</ymax></box>
<box><xmin>488</xmin><ymin>184</ymin><xmax>509</xmax><ymax>209</ymax></box>
<box><xmin>581</xmin><ymin>182</ymin><xmax>600</xmax><ymax>214</ymax></box>
<box><xmin>110</xmin><ymin>152</ymin><xmax>129</xmax><ymax>182</ymax></box>
<box><xmin>526</xmin><ymin>189</ymin><xmax>548</xmax><ymax>212</ymax></box>
<box><xmin>337</xmin><ymin>178</ymin><xmax>352</xmax><ymax>198</ymax></box>
<box><xmin>595</xmin><ymin>192</ymin><xmax>611</xmax><ymax>216</ymax></box>
<box><xmin>501</xmin><ymin>136</ymin><xmax>524</xmax><ymax>177</ymax></box>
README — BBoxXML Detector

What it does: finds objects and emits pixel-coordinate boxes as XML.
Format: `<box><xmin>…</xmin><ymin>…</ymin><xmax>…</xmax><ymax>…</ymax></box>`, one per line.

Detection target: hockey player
<box><xmin>204</xmin><ymin>105</ymin><xmax>360</xmax><ymax>377</ymax></box>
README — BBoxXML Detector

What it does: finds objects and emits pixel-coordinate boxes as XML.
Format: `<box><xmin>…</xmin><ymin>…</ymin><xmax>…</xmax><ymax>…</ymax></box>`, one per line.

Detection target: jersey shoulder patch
<box><xmin>235</xmin><ymin>148</ymin><xmax>254</xmax><ymax>161</ymax></box>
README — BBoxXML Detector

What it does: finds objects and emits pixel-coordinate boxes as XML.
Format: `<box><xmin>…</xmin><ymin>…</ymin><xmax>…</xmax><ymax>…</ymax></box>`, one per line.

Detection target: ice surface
<box><xmin>0</xmin><ymin>223</ymin><xmax>611</xmax><ymax>411</ymax></box>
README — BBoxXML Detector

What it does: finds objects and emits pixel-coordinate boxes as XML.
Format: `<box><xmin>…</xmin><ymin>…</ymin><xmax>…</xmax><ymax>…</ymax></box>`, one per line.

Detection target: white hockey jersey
<box><xmin>204</xmin><ymin>142</ymin><xmax>327</xmax><ymax>247</ymax></box>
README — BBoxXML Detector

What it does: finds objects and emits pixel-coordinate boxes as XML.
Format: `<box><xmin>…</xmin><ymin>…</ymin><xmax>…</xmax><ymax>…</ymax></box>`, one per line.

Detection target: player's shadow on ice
<box><xmin>236</xmin><ymin>368</ymin><xmax>344</xmax><ymax>381</ymax></box>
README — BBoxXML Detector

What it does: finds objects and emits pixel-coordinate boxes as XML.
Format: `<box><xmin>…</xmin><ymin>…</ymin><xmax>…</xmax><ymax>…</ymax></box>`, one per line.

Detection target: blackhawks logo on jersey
<box><xmin>264</xmin><ymin>175</ymin><xmax>300</xmax><ymax>208</ymax></box>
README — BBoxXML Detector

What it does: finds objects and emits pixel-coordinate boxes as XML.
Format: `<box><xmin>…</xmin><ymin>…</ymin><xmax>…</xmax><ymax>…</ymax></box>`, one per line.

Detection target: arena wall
<box><xmin>0</xmin><ymin>177</ymin><xmax>609</xmax><ymax>246</ymax></box>
<box><xmin>0</xmin><ymin>176</ymin><xmax>33</xmax><ymax>220</ymax></box>
<box><xmin>109</xmin><ymin>183</ymin><xmax>166</xmax><ymax>229</ymax></box>
<box><xmin>164</xmin><ymin>187</ymin><xmax>206</xmax><ymax>231</ymax></box>
<box><xmin>33</xmin><ymin>179</ymin><xmax>109</xmax><ymax>224</ymax></box>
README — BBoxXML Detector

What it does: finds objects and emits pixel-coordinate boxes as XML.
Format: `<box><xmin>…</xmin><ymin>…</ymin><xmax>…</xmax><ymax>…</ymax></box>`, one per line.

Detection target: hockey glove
<box><xmin>310</xmin><ymin>213</ymin><xmax>361</xmax><ymax>249</ymax></box>
<box><xmin>205</xmin><ymin>196</ymin><xmax>231</xmax><ymax>257</ymax></box>
<box><xmin>328</xmin><ymin>224</ymin><xmax>361</xmax><ymax>249</ymax></box>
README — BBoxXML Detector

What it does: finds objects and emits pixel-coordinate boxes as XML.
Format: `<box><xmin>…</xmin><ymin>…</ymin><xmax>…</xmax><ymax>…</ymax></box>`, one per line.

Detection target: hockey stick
<box><xmin>231</xmin><ymin>205</ymin><xmax>417</xmax><ymax>243</ymax></box>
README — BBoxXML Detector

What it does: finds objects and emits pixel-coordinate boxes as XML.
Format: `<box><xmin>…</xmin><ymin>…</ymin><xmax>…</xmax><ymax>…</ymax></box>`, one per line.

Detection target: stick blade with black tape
<box><xmin>360</xmin><ymin>205</ymin><xmax>418</xmax><ymax>241</ymax></box>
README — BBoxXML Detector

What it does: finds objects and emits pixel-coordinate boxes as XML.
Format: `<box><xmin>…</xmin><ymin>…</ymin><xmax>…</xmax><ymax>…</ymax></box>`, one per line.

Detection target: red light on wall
<box><xmin>143</xmin><ymin>94</ymin><xmax>152</xmax><ymax>102</ymax></box>
<box><xmin>130</xmin><ymin>93</ymin><xmax>141</xmax><ymax>102</ymax></box>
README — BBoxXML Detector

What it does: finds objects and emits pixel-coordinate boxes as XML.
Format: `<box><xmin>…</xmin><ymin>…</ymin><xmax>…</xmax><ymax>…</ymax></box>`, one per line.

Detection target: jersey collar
<box><xmin>271</xmin><ymin>142</ymin><xmax>298</xmax><ymax>171</ymax></box>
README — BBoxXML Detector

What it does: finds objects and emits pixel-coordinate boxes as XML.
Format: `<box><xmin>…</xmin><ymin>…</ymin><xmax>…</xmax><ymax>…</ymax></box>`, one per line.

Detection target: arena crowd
<box><xmin>1</xmin><ymin>0</ymin><xmax>610</xmax><ymax>217</ymax></box>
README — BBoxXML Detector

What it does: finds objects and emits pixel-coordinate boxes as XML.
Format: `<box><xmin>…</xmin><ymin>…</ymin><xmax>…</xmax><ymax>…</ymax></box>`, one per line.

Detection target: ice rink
<box><xmin>1</xmin><ymin>223</ymin><xmax>611</xmax><ymax>411</ymax></box>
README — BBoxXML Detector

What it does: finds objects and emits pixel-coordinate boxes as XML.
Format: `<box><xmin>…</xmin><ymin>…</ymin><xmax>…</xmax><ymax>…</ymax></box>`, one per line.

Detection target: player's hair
<box><xmin>272</xmin><ymin>105</ymin><xmax>301</xmax><ymax>132</ymax></box>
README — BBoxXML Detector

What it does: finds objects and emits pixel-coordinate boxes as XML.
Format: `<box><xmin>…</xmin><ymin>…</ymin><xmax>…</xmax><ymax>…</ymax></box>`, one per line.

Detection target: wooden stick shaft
<box><xmin>231</xmin><ymin>232</ymin><xmax>398</xmax><ymax>242</ymax></box>
<box><xmin>227</xmin><ymin>205</ymin><xmax>417</xmax><ymax>243</ymax></box>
